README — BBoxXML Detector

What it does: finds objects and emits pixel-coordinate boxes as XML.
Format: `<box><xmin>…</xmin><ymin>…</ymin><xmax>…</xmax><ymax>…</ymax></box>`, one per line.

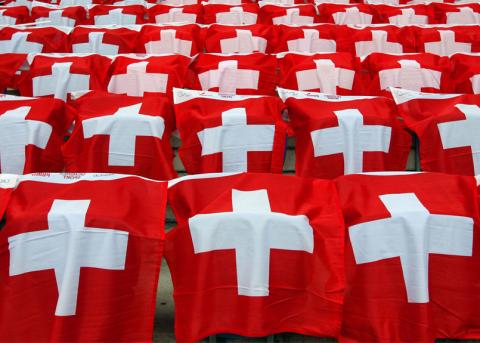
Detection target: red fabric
<box><xmin>433</xmin><ymin>3</ymin><xmax>480</xmax><ymax>24</ymax></box>
<box><xmin>0</xmin><ymin>174</ymin><xmax>167</xmax><ymax>342</ymax></box>
<box><xmin>395</xmin><ymin>92</ymin><xmax>480</xmax><ymax>176</ymax></box>
<box><xmin>0</xmin><ymin>27</ymin><xmax>70</xmax><ymax>53</ymax></box>
<box><xmin>279</xmin><ymin>52</ymin><xmax>362</xmax><ymax>94</ymax></box>
<box><xmin>451</xmin><ymin>53</ymin><xmax>480</xmax><ymax>94</ymax></box>
<box><xmin>147</xmin><ymin>4</ymin><xmax>203</xmax><ymax>23</ymax></box>
<box><xmin>336</xmin><ymin>172</ymin><xmax>480</xmax><ymax>342</ymax></box>
<box><xmin>0</xmin><ymin>96</ymin><xmax>71</xmax><ymax>174</ymax></box>
<box><xmin>69</xmin><ymin>26</ymin><xmax>138</xmax><ymax>54</ymax></box>
<box><xmin>0</xmin><ymin>53</ymin><xmax>26</xmax><ymax>92</ymax></box>
<box><xmin>362</xmin><ymin>53</ymin><xmax>453</xmax><ymax>97</ymax></box>
<box><xmin>259</xmin><ymin>4</ymin><xmax>318</xmax><ymax>25</ymax></box>
<box><xmin>63</xmin><ymin>92</ymin><xmax>177</xmax><ymax>180</ymax></box>
<box><xmin>174</xmin><ymin>90</ymin><xmax>288</xmax><ymax>174</ymax></box>
<box><xmin>165</xmin><ymin>172</ymin><xmax>345</xmax><ymax>342</ymax></box>
<box><xmin>0</xmin><ymin>175</ymin><xmax>16</xmax><ymax>220</ymax></box>
<box><xmin>274</xmin><ymin>24</ymin><xmax>339</xmax><ymax>53</ymax></box>
<box><xmin>88</xmin><ymin>5</ymin><xmax>146</xmax><ymax>25</ymax></box>
<box><xmin>284</xmin><ymin>93</ymin><xmax>411</xmax><ymax>178</ymax></box>
<box><xmin>17</xmin><ymin>54</ymin><xmax>111</xmax><ymax>101</ymax></box>
<box><xmin>371</xmin><ymin>4</ymin><xmax>436</xmax><ymax>24</ymax></box>
<box><xmin>204</xmin><ymin>24</ymin><xmax>276</xmax><ymax>53</ymax></box>
<box><xmin>137</xmin><ymin>24</ymin><xmax>202</xmax><ymax>56</ymax></box>
<box><xmin>203</xmin><ymin>3</ymin><xmax>259</xmax><ymax>24</ymax></box>
<box><xmin>317</xmin><ymin>4</ymin><xmax>374</xmax><ymax>24</ymax></box>
<box><xmin>30</xmin><ymin>5</ymin><xmax>87</xmax><ymax>26</ymax></box>
<box><xmin>0</xmin><ymin>6</ymin><xmax>30</xmax><ymax>24</ymax></box>
<box><xmin>188</xmin><ymin>53</ymin><xmax>277</xmax><ymax>95</ymax></box>
<box><xmin>414</xmin><ymin>25</ymin><xmax>480</xmax><ymax>56</ymax></box>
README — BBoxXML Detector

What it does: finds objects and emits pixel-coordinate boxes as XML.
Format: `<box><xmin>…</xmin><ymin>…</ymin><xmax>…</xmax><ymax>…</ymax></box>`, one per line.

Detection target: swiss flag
<box><xmin>278</xmin><ymin>52</ymin><xmax>361</xmax><ymax>94</ymax></box>
<box><xmin>392</xmin><ymin>88</ymin><xmax>480</xmax><ymax>176</ymax></box>
<box><xmin>336</xmin><ymin>172</ymin><xmax>480</xmax><ymax>342</ymax></box>
<box><xmin>274</xmin><ymin>24</ymin><xmax>339</xmax><ymax>53</ymax></box>
<box><xmin>203</xmin><ymin>3</ymin><xmax>259</xmax><ymax>24</ymax></box>
<box><xmin>188</xmin><ymin>53</ymin><xmax>277</xmax><ymax>95</ymax></box>
<box><xmin>165</xmin><ymin>172</ymin><xmax>345</xmax><ymax>342</ymax></box>
<box><xmin>258</xmin><ymin>3</ymin><xmax>318</xmax><ymax>25</ymax></box>
<box><xmin>137</xmin><ymin>24</ymin><xmax>202</xmax><ymax>56</ymax></box>
<box><xmin>317</xmin><ymin>4</ymin><xmax>374</xmax><ymax>24</ymax></box>
<box><xmin>88</xmin><ymin>4</ymin><xmax>146</xmax><ymax>25</ymax></box>
<box><xmin>173</xmin><ymin>88</ymin><xmax>288</xmax><ymax>174</ymax></box>
<box><xmin>0</xmin><ymin>53</ymin><xmax>27</xmax><ymax>92</ymax></box>
<box><xmin>63</xmin><ymin>92</ymin><xmax>177</xmax><ymax>180</ymax></box>
<box><xmin>30</xmin><ymin>5</ymin><xmax>87</xmax><ymax>27</ymax></box>
<box><xmin>371</xmin><ymin>4</ymin><xmax>435</xmax><ymax>24</ymax></box>
<box><xmin>18</xmin><ymin>54</ymin><xmax>111</xmax><ymax>101</ymax></box>
<box><xmin>433</xmin><ymin>3</ymin><xmax>480</xmax><ymax>24</ymax></box>
<box><xmin>107</xmin><ymin>55</ymin><xmax>190</xmax><ymax>98</ymax></box>
<box><xmin>451</xmin><ymin>53</ymin><xmax>480</xmax><ymax>94</ymax></box>
<box><xmin>279</xmin><ymin>88</ymin><xmax>411</xmax><ymax>179</ymax></box>
<box><xmin>147</xmin><ymin>4</ymin><xmax>203</xmax><ymax>23</ymax></box>
<box><xmin>0</xmin><ymin>26</ymin><xmax>71</xmax><ymax>53</ymax></box>
<box><xmin>69</xmin><ymin>26</ymin><xmax>138</xmax><ymax>54</ymax></box>
<box><xmin>362</xmin><ymin>53</ymin><xmax>453</xmax><ymax>97</ymax></box>
<box><xmin>0</xmin><ymin>95</ymin><xmax>70</xmax><ymax>175</ymax></box>
<box><xmin>204</xmin><ymin>24</ymin><xmax>276</xmax><ymax>53</ymax></box>
<box><xmin>415</xmin><ymin>25</ymin><xmax>480</xmax><ymax>56</ymax></box>
<box><xmin>0</xmin><ymin>6</ymin><xmax>30</xmax><ymax>25</ymax></box>
<box><xmin>0</xmin><ymin>173</ymin><xmax>167</xmax><ymax>342</ymax></box>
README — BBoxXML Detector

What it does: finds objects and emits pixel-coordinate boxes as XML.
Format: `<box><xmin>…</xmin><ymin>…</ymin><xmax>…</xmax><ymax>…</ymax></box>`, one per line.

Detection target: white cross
<box><xmin>355</xmin><ymin>30</ymin><xmax>403</xmax><ymax>56</ymax></box>
<box><xmin>82</xmin><ymin>103</ymin><xmax>165</xmax><ymax>167</ymax></box>
<box><xmin>471</xmin><ymin>74</ymin><xmax>480</xmax><ymax>94</ymax></box>
<box><xmin>154</xmin><ymin>7</ymin><xmax>197</xmax><ymax>23</ymax></box>
<box><xmin>72</xmin><ymin>31</ymin><xmax>119</xmax><ymax>55</ymax></box>
<box><xmin>0</xmin><ymin>106</ymin><xmax>52</xmax><ymax>174</ymax></box>
<box><xmin>189</xmin><ymin>189</ymin><xmax>314</xmax><ymax>296</ymax></box>
<box><xmin>0</xmin><ymin>31</ymin><xmax>43</xmax><ymax>53</ymax></box>
<box><xmin>310</xmin><ymin>108</ymin><xmax>391</xmax><ymax>174</ymax></box>
<box><xmin>32</xmin><ymin>62</ymin><xmax>90</xmax><ymax>101</ymax></box>
<box><xmin>9</xmin><ymin>199</ymin><xmax>129</xmax><ymax>316</ymax></box>
<box><xmin>94</xmin><ymin>8</ymin><xmax>137</xmax><ymax>25</ymax></box>
<box><xmin>424</xmin><ymin>30</ymin><xmax>472</xmax><ymax>57</ymax></box>
<box><xmin>446</xmin><ymin>7</ymin><xmax>480</xmax><ymax>25</ymax></box>
<box><xmin>437</xmin><ymin>104</ymin><xmax>480</xmax><ymax>175</ymax></box>
<box><xmin>286</xmin><ymin>29</ymin><xmax>336</xmax><ymax>53</ymax></box>
<box><xmin>0</xmin><ymin>10</ymin><xmax>17</xmax><ymax>25</ymax></box>
<box><xmin>379</xmin><ymin>59</ymin><xmax>441</xmax><ymax>92</ymax></box>
<box><xmin>272</xmin><ymin>8</ymin><xmax>314</xmax><ymax>25</ymax></box>
<box><xmin>197</xmin><ymin>108</ymin><xmax>275</xmax><ymax>172</ymax></box>
<box><xmin>197</xmin><ymin>60</ymin><xmax>259</xmax><ymax>95</ymax></box>
<box><xmin>215</xmin><ymin>7</ymin><xmax>258</xmax><ymax>25</ymax></box>
<box><xmin>219</xmin><ymin>29</ymin><xmax>267</xmax><ymax>53</ymax></box>
<box><xmin>144</xmin><ymin>29</ymin><xmax>192</xmax><ymax>56</ymax></box>
<box><xmin>108</xmin><ymin>61</ymin><xmax>168</xmax><ymax>96</ymax></box>
<box><xmin>295</xmin><ymin>59</ymin><xmax>354</xmax><ymax>93</ymax></box>
<box><xmin>332</xmin><ymin>6</ymin><xmax>373</xmax><ymax>25</ymax></box>
<box><xmin>388</xmin><ymin>8</ymin><xmax>428</xmax><ymax>25</ymax></box>
<box><xmin>35</xmin><ymin>10</ymin><xmax>76</xmax><ymax>27</ymax></box>
<box><xmin>349</xmin><ymin>192</ymin><xmax>473</xmax><ymax>303</ymax></box>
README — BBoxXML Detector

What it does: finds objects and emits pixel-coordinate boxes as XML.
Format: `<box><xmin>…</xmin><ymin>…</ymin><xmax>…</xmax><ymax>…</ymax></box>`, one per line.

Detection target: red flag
<box><xmin>30</xmin><ymin>5</ymin><xmax>87</xmax><ymax>27</ymax></box>
<box><xmin>336</xmin><ymin>172</ymin><xmax>480</xmax><ymax>342</ymax></box>
<box><xmin>165</xmin><ymin>172</ymin><xmax>345</xmax><ymax>342</ymax></box>
<box><xmin>0</xmin><ymin>26</ymin><xmax>70</xmax><ymax>53</ymax></box>
<box><xmin>392</xmin><ymin>88</ymin><xmax>480</xmax><ymax>176</ymax></box>
<box><xmin>279</xmin><ymin>88</ymin><xmax>411</xmax><ymax>179</ymax></box>
<box><xmin>317</xmin><ymin>4</ymin><xmax>374</xmax><ymax>24</ymax></box>
<box><xmin>451</xmin><ymin>53</ymin><xmax>480</xmax><ymax>94</ymax></box>
<box><xmin>0</xmin><ymin>174</ymin><xmax>17</xmax><ymax>219</ymax></box>
<box><xmin>173</xmin><ymin>88</ymin><xmax>288</xmax><ymax>174</ymax></box>
<box><xmin>0</xmin><ymin>94</ymin><xmax>70</xmax><ymax>175</ymax></box>
<box><xmin>0</xmin><ymin>6</ymin><xmax>30</xmax><ymax>25</ymax></box>
<box><xmin>274</xmin><ymin>24</ymin><xmax>338</xmax><ymax>53</ymax></box>
<box><xmin>88</xmin><ymin>4</ymin><xmax>146</xmax><ymax>25</ymax></box>
<box><xmin>63</xmin><ymin>91</ymin><xmax>177</xmax><ymax>180</ymax></box>
<box><xmin>433</xmin><ymin>3</ymin><xmax>480</xmax><ymax>24</ymax></box>
<box><xmin>203</xmin><ymin>3</ymin><xmax>259</xmax><ymax>24</ymax></box>
<box><xmin>137</xmin><ymin>24</ymin><xmax>202</xmax><ymax>56</ymax></box>
<box><xmin>204</xmin><ymin>24</ymin><xmax>276</xmax><ymax>53</ymax></box>
<box><xmin>0</xmin><ymin>53</ymin><xmax>26</xmax><ymax>92</ymax></box>
<box><xmin>69</xmin><ymin>25</ymin><xmax>138</xmax><ymax>54</ymax></box>
<box><xmin>0</xmin><ymin>173</ymin><xmax>167</xmax><ymax>342</ymax></box>
<box><xmin>414</xmin><ymin>25</ymin><xmax>480</xmax><ymax>56</ymax></box>
<box><xmin>148</xmin><ymin>4</ymin><xmax>203</xmax><ymax>23</ymax></box>
<box><xmin>259</xmin><ymin>3</ymin><xmax>318</xmax><ymax>25</ymax></box>
<box><xmin>370</xmin><ymin>4</ymin><xmax>436</xmax><ymax>24</ymax></box>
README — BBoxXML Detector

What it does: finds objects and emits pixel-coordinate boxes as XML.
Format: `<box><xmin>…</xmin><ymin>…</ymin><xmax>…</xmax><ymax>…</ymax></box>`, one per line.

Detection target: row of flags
<box><xmin>2</xmin><ymin>1</ymin><xmax>480</xmax><ymax>26</ymax></box>
<box><xmin>0</xmin><ymin>171</ymin><xmax>480</xmax><ymax>342</ymax></box>
<box><xmin>1</xmin><ymin>24</ymin><xmax>479</xmax><ymax>57</ymax></box>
